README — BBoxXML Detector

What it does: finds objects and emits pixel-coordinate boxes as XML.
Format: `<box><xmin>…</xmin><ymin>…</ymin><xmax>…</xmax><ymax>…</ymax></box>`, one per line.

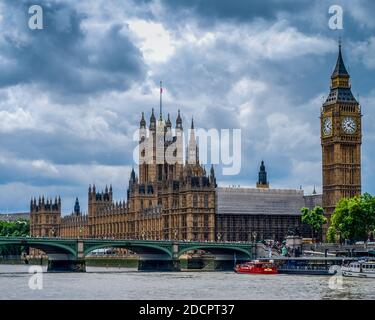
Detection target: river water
<box><xmin>0</xmin><ymin>264</ymin><xmax>374</xmax><ymax>300</ymax></box>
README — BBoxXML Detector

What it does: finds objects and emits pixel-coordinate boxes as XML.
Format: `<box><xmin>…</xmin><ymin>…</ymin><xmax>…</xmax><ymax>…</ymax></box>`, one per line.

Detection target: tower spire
<box><xmin>140</xmin><ymin>112</ymin><xmax>146</xmax><ymax>128</ymax></box>
<box><xmin>187</xmin><ymin>116</ymin><xmax>198</xmax><ymax>164</ymax></box>
<box><xmin>176</xmin><ymin>109</ymin><xmax>183</xmax><ymax>129</ymax></box>
<box><xmin>74</xmin><ymin>197</ymin><xmax>80</xmax><ymax>216</ymax></box>
<box><xmin>256</xmin><ymin>160</ymin><xmax>269</xmax><ymax>189</ymax></box>
<box><xmin>324</xmin><ymin>41</ymin><xmax>357</xmax><ymax>105</ymax></box>
<box><xmin>149</xmin><ymin>108</ymin><xmax>156</xmax><ymax>130</ymax></box>
<box><xmin>313</xmin><ymin>185</ymin><xmax>317</xmax><ymax>195</ymax></box>
<box><xmin>332</xmin><ymin>39</ymin><xmax>349</xmax><ymax>79</ymax></box>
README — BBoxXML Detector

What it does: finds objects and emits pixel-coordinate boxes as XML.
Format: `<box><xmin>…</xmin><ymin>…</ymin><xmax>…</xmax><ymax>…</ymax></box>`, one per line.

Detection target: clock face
<box><xmin>342</xmin><ymin>117</ymin><xmax>357</xmax><ymax>134</ymax></box>
<box><xmin>323</xmin><ymin>117</ymin><xmax>332</xmax><ymax>136</ymax></box>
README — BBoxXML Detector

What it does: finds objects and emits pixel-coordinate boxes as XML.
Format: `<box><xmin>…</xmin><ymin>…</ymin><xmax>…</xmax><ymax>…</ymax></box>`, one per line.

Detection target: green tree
<box><xmin>327</xmin><ymin>193</ymin><xmax>375</xmax><ymax>243</ymax></box>
<box><xmin>0</xmin><ymin>219</ymin><xmax>30</xmax><ymax>256</ymax></box>
<box><xmin>301</xmin><ymin>206</ymin><xmax>327</xmax><ymax>240</ymax></box>
<box><xmin>0</xmin><ymin>219</ymin><xmax>29</xmax><ymax>237</ymax></box>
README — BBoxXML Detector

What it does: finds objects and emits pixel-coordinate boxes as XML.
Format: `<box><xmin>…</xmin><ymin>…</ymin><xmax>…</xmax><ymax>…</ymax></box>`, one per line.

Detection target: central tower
<box><xmin>321</xmin><ymin>43</ymin><xmax>362</xmax><ymax>231</ymax></box>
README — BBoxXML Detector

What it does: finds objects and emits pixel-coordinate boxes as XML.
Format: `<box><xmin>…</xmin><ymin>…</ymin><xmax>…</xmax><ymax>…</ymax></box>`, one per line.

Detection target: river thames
<box><xmin>0</xmin><ymin>264</ymin><xmax>374</xmax><ymax>300</ymax></box>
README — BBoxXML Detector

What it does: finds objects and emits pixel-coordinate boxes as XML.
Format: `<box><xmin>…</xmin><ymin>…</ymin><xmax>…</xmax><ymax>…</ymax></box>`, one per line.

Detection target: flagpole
<box><xmin>159</xmin><ymin>80</ymin><xmax>162</xmax><ymax>120</ymax></box>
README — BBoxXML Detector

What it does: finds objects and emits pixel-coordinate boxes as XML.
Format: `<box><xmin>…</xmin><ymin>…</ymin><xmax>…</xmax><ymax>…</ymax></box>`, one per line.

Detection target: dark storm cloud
<box><xmin>0</xmin><ymin>0</ymin><xmax>146</xmax><ymax>100</ymax></box>
<box><xmin>158</xmin><ymin>0</ymin><xmax>311</xmax><ymax>24</ymax></box>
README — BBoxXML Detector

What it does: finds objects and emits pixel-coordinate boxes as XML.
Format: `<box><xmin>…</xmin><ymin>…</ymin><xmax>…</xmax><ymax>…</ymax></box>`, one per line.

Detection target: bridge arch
<box><xmin>0</xmin><ymin>240</ymin><xmax>77</xmax><ymax>257</ymax></box>
<box><xmin>83</xmin><ymin>242</ymin><xmax>172</xmax><ymax>258</ymax></box>
<box><xmin>177</xmin><ymin>245</ymin><xmax>252</xmax><ymax>259</ymax></box>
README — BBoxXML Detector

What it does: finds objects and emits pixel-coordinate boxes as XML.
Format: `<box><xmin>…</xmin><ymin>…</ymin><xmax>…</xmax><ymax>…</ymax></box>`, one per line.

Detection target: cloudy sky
<box><xmin>0</xmin><ymin>0</ymin><xmax>374</xmax><ymax>214</ymax></box>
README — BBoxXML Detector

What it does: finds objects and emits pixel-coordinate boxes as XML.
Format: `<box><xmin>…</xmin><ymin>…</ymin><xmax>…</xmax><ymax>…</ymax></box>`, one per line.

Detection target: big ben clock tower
<box><xmin>321</xmin><ymin>42</ymin><xmax>362</xmax><ymax>232</ymax></box>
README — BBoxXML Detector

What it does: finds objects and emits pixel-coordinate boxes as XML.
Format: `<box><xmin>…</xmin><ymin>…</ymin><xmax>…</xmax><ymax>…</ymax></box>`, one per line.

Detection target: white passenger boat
<box><xmin>342</xmin><ymin>260</ymin><xmax>375</xmax><ymax>278</ymax></box>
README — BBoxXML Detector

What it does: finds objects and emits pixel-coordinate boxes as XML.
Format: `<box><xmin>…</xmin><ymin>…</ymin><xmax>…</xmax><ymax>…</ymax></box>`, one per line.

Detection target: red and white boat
<box><xmin>235</xmin><ymin>260</ymin><xmax>278</xmax><ymax>274</ymax></box>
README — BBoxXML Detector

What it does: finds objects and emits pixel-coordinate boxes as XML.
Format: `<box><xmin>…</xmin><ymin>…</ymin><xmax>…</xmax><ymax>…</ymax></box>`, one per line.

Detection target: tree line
<box><xmin>301</xmin><ymin>193</ymin><xmax>375</xmax><ymax>243</ymax></box>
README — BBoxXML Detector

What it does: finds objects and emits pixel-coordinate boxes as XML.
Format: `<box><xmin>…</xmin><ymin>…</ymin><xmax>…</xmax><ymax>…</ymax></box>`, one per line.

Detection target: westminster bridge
<box><xmin>0</xmin><ymin>237</ymin><xmax>253</xmax><ymax>272</ymax></box>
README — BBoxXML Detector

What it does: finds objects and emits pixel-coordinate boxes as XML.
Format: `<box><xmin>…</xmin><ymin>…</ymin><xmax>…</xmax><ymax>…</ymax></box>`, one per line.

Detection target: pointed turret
<box><xmin>149</xmin><ymin>108</ymin><xmax>156</xmax><ymax>130</ymax></box>
<box><xmin>176</xmin><ymin>109</ymin><xmax>183</xmax><ymax>129</ymax></box>
<box><xmin>165</xmin><ymin>113</ymin><xmax>172</xmax><ymax>142</ymax></box>
<box><xmin>256</xmin><ymin>160</ymin><xmax>269</xmax><ymax>189</ymax></box>
<box><xmin>166</xmin><ymin>113</ymin><xmax>172</xmax><ymax>128</ymax></box>
<box><xmin>209</xmin><ymin>164</ymin><xmax>216</xmax><ymax>187</ymax></box>
<box><xmin>130</xmin><ymin>167</ymin><xmax>136</xmax><ymax>183</ymax></box>
<box><xmin>210</xmin><ymin>164</ymin><xmax>215</xmax><ymax>177</ymax></box>
<box><xmin>74</xmin><ymin>197</ymin><xmax>80</xmax><ymax>216</ymax></box>
<box><xmin>187</xmin><ymin>117</ymin><xmax>198</xmax><ymax>164</ymax></box>
<box><xmin>140</xmin><ymin>112</ymin><xmax>146</xmax><ymax>128</ymax></box>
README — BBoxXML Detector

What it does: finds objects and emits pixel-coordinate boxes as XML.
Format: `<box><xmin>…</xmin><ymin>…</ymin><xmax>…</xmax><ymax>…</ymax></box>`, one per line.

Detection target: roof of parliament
<box><xmin>216</xmin><ymin>187</ymin><xmax>305</xmax><ymax>216</ymax></box>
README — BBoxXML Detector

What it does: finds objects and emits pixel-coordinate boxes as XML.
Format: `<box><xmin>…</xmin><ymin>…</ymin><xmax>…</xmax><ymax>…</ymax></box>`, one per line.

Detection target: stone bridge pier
<box><xmin>138</xmin><ymin>243</ymin><xmax>180</xmax><ymax>271</ymax></box>
<box><xmin>47</xmin><ymin>240</ymin><xmax>86</xmax><ymax>272</ymax></box>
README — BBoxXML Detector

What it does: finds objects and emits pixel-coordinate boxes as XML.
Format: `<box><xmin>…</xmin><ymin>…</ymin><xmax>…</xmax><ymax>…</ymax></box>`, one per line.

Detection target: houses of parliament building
<box><xmin>29</xmin><ymin>109</ymin><xmax>320</xmax><ymax>242</ymax></box>
<box><xmin>30</xmin><ymin>43</ymin><xmax>360</xmax><ymax>242</ymax></box>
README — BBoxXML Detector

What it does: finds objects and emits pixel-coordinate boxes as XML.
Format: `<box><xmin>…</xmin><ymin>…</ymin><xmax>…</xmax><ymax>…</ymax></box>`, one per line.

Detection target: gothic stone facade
<box><xmin>30</xmin><ymin>111</ymin><xmax>217</xmax><ymax>241</ymax></box>
<box><xmin>30</xmin><ymin>197</ymin><xmax>61</xmax><ymax>237</ymax></box>
<box><xmin>30</xmin><ymin>154</ymin><xmax>321</xmax><ymax>242</ymax></box>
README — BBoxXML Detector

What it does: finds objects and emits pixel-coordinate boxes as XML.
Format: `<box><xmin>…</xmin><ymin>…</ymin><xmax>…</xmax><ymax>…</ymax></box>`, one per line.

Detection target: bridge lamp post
<box><xmin>217</xmin><ymin>233</ymin><xmax>222</xmax><ymax>242</ymax></box>
<box><xmin>174</xmin><ymin>229</ymin><xmax>178</xmax><ymax>241</ymax></box>
<box><xmin>252</xmin><ymin>231</ymin><xmax>257</xmax><ymax>243</ymax></box>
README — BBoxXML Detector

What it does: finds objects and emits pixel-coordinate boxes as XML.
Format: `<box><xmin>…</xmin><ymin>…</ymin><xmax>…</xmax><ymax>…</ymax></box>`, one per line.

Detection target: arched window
<box><xmin>204</xmin><ymin>194</ymin><xmax>209</xmax><ymax>208</ymax></box>
<box><xmin>193</xmin><ymin>194</ymin><xmax>198</xmax><ymax>207</ymax></box>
